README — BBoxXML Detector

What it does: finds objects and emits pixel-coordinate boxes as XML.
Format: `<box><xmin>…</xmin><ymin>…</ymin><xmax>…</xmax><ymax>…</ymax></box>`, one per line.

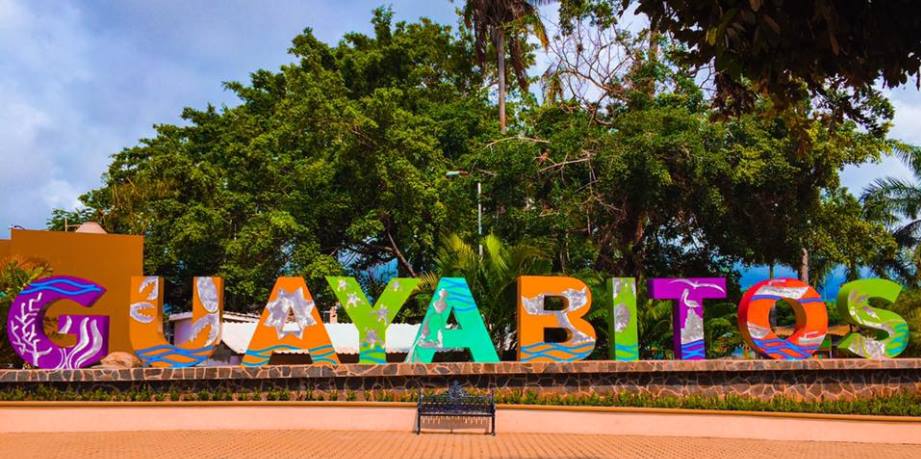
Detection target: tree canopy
<box><xmin>53</xmin><ymin>9</ymin><xmax>494</xmax><ymax>309</ymax></box>
<box><xmin>51</xmin><ymin>6</ymin><xmax>906</xmax><ymax>334</ymax></box>
<box><xmin>556</xmin><ymin>0</ymin><xmax>921</xmax><ymax>130</ymax></box>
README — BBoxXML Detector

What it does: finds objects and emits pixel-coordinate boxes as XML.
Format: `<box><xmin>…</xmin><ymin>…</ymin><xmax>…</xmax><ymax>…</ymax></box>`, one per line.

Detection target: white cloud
<box><xmin>39</xmin><ymin>178</ymin><xmax>82</xmax><ymax>210</ymax></box>
<box><xmin>0</xmin><ymin>0</ymin><xmax>456</xmax><ymax>238</ymax></box>
<box><xmin>890</xmin><ymin>89</ymin><xmax>921</xmax><ymax>146</ymax></box>
<box><xmin>840</xmin><ymin>86</ymin><xmax>921</xmax><ymax>193</ymax></box>
<box><xmin>0</xmin><ymin>1</ymin><xmax>95</xmax><ymax>234</ymax></box>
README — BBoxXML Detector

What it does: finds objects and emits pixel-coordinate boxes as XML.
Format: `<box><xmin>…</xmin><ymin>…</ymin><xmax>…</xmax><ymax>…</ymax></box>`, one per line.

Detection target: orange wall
<box><xmin>0</xmin><ymin>239</ymin><xmax>9</xmax><ymax>259</ymax></box>
<box><xmin>9</xmin><ymin>229</ymin><xmax>144</xmax><ymax>353</ymax></box>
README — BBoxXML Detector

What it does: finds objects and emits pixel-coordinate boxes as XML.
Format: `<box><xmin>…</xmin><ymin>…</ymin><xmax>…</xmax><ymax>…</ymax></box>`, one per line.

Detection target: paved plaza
<box><xmin>2</xmin><ymin>430</ymin><xmax>920</xmax><ymax>458</ymax></box>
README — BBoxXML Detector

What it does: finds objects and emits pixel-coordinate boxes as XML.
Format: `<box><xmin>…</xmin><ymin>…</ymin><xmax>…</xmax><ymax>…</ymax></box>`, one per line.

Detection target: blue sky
<box><xmin>1</xmin><ymin>0</ymin><xmax>919</xmax><ymax>242</ymax></box>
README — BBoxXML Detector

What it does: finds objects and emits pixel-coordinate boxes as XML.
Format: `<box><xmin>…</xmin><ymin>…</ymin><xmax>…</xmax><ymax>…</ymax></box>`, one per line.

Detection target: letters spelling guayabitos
<box><xmin>5</xmin><ymin>274</ymin><xmax>909</xmax><ymax>369</ymax></box>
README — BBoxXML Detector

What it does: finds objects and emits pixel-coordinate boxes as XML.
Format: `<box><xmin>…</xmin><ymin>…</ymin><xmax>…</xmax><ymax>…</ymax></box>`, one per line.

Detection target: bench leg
<box><xmin>491</xmin><ymin>413</ymin><xmax>496</xmax><ymax>435</ymax></box>
<box><xmin>416</xmin><ymin>413</ymin><xmax>421</xmax><ymax>434</ymax></box>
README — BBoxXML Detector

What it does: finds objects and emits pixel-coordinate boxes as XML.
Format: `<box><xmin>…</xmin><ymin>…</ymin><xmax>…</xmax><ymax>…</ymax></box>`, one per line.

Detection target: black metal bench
<box><xmin>416</xmin><ymin>381</ymin><xmax>496</xmax><ymax>435</ymax></box>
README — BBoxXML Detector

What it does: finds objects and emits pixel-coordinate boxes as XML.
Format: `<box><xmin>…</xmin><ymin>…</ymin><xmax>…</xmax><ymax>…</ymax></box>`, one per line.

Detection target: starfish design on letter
<box><xmin>375</xmin><ymin>307</ymin><xmax>389</xmax><ymax>323</ymax></box>
<box><xmin>391</xmin><ymin>280</ymin><xmax>401</xmax><ymax>291</ymax></box>
<box><xmin>346</xmin><ymin>293</ymin><xmax>360</xmax><ymax>308</ymax></box>
<box><xmin>364</xmin><ymin>329</ymin><xmax>381</xmax><ymax>348</ymax></box>
<box><xmin>264</xmin><ymin>287</ymin><xmax>316</xmax><ymax>339</ymax></box>
<box><xmin>337</xmin><ymin>279</ymin><xmax>347</xmax><ymax>291</ymax></box>
<box><xmin>613</xmin><ymin>304</ymin><xmax>631</xmax><ymax>333</ymax></box>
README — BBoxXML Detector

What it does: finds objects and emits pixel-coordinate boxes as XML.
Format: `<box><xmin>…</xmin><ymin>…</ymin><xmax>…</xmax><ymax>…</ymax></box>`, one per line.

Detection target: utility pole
<box><xmin>477</xmin><ymin>181</ymin><xmax>482</xmax><ymax>257</ymax></box>
<box><xmin>446</xmin><ymin>170</ymin><xmax>483</xmax><ymax>257</ymax></box>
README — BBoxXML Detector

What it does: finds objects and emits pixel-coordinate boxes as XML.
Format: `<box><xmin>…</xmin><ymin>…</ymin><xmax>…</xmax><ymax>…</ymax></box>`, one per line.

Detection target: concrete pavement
<box><xmin>2</xmin><ymin>430</ymin><xmax>920</xmax><ymax>458</ymax></box>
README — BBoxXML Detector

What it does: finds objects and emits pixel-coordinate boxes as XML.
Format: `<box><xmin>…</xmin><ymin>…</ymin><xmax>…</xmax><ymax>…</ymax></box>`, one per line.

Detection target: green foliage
<box><xmin>5</xmin><ymin>385</ymin><xmax>921</xmax><ymax>417</ymax></box>
<box><xmin>493</xmin><ymin>389</ymin><xmax>921</xmax><ymax>417</ymax></box>
<box><xmin>49</xmin><ymin>6</ymin><xmax>909</xmax><ymax>346</ymax></box>
<box><xmin>863</xmin><ymin>143</ymin><xmax>921</xmax><ymax>286</ymax></box>
<box><xmin>557</xmin><ymin>1</ymin><xmax>919</xmax><ymax>132</ymax></box>
<box><xmin>56</xmin><ymin>9</ymin><xmax>493</xmax><ymax>311</ymax></box>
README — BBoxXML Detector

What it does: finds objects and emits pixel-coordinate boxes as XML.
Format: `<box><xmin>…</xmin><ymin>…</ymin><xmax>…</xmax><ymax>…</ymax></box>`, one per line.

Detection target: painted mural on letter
<box><xmin>6</xmin><ymin>276</ymin><xmax>109</xmax><ymax>369</ymax></box>
<box><xmin>608</xmin><ymin>277</ymin><xmax>638</xmax><ymax>361</ymax></box>
<box><xmin>837</xmin><ymin>279</ymin><xmax>909</xmax><ymax>359</ymax></box>
<box><xmin>129</xmin><ymin>276</ymin><xmax>224</xmax><ymax>367</ymax></box>
<box><xmin>406</xmin><ymin>277</ymin><xmax>499</xmax><ymax>363</ymax></box>
<box><xmin>326</xmin><ymin>276</ymin><xmax>418</xmax><ymax>364</ymax></box>
<box><xmin>242</xmin><ymin>277</ymin><xmax>339</xmax><ymax>366</ymax></box>
<box><xmin>517</xmin><ymin>276</ymin><xmax>596</xmax><ymax>362</ymax></box>
<box><xmin>649</xmin><ymin>278</ymin><xmax>726</xmax><ymax>360</ymax></box>
<box><xmin>739</xmin><ymin>278</ymin><xmax>828</xmax><ymax>360</ymax></box>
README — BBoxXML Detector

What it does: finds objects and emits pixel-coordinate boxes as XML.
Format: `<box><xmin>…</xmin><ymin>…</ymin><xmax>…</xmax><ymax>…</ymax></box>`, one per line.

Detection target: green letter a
<box><xmin>406</xmin><ymin>277</ymin><xmax>499</xmax><ymax>363</ymax></box>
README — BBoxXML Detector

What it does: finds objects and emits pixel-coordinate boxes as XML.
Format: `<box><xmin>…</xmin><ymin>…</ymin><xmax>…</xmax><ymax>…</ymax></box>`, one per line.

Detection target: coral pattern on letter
<box><xmin>7</xmin><ymin>276</ymin><xmax>109</xmax><ymax>369</ymax></box>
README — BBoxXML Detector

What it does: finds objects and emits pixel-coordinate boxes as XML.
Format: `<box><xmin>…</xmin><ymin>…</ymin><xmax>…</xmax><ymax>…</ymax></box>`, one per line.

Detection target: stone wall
<box><xmin>2</xmin><ymin>359</ymin><xmax>921</xmax><ymax>401</ymax></box>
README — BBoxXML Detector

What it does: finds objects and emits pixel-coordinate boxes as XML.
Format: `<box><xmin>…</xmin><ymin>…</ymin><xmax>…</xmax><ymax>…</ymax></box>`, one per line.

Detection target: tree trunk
<box><xmin>768</xmin><ymin>263</ymin><xmax>775</xmax><ymax>279</ymax></box>
<box><xmin>496</xmin><ymin>27</ymin><xmax>507</xmax><ymax>133</ymax></box>
<box><xmin>799</xmin><ymin>248</ymin><xmax>809</xmax><ymax>284</ymax></box>
<box><xmin>644</xmin><ymin>30</ymin><xmax>659</xmax><ymax>96</ymax></box>
<box><xmin>386</xmin><ymin>228</ymin><xmax>417</xmax><ymax>277</ymax></box>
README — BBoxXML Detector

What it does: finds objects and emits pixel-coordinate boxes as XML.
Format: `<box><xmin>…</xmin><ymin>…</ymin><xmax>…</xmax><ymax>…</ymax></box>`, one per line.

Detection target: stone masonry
<box><xmin>2</xmin><ymin>359</ymin><xmax>920</xmax><ymax>401</ymax></box>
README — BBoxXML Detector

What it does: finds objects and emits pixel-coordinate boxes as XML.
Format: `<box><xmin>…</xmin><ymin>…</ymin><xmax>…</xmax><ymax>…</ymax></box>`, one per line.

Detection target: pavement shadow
<box><xmin>415</xmin><ymin>416</ymin><xmax>493</xmax><ymax>435</ymax></box>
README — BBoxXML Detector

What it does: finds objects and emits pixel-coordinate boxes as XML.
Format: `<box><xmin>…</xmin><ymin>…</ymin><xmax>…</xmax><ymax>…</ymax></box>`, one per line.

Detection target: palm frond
<box><xmin>416</xmin><ymin>272</ymin><xmax>442</xmax><ymax>292</ymax></box>
<box><xmin>520</xmin><ymin>6</ymin><xmax>550</xmax><ymax>48</ymax></box>
<box><xmin>865</xmin><ymin>176</ymin><xmax>921</xmax><ymax>219</ymax></box>
<box><xmin>893</xmin><ymin>219</ymin><xmax>921</xmax><ymax>247</ymax></box>
<box><xmin>888</xmin><ymin>140</ymin><xmax>921</xmax><ymax>182</ymax></box>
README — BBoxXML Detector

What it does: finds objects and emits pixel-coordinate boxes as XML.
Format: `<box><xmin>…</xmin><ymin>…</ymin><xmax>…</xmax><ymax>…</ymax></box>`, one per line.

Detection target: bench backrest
<box><xmin>418</xmin><ymin>381</ymin><xmax>494</xmax><ymax>412</ymax></box>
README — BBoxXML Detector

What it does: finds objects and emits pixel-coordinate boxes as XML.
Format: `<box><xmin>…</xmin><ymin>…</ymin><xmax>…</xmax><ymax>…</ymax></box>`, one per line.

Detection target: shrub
<box><xmin>3</xmin><ymin>385</ymin><xmax>921</xmax><ymax>417</ymax></box>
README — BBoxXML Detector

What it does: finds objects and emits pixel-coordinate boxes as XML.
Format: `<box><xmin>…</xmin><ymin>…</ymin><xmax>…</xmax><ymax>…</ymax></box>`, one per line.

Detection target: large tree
<box><xmin>51</xmin><ymin>9</ymin><xmax>493</xmax><ymax>310</ymax></box>
<box><xmin>464</xmin><ymin>29</ymin><xmax>899</xmax><ymax>285</ymax></box>
<box><xmin>52</xmin><ymin>6</ymin><xmax>906</xmax><ymax>326</ymax></box>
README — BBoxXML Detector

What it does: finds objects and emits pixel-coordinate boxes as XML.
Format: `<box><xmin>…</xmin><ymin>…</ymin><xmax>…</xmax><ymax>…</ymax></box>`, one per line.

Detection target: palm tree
<box><xmin>863</xmin><ymin>142</ymin><xmax>921</xmax><ymax>284</ymax></box>
<box><xmin>462</xmin><ymin>0</ymin><xmax>551</xmax><ymax>133</ymax></box>
<box><xmin>420</xmin><ymin>233</ymin><xmax>551</xmax><ymax>353</ymax></box>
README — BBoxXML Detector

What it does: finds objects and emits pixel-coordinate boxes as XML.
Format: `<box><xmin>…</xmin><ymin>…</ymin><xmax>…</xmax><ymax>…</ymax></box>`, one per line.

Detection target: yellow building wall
<box><xmin>9</xmin><ymin>229</ymin><xmax>144</xmax><ymax>354</ymax></box>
